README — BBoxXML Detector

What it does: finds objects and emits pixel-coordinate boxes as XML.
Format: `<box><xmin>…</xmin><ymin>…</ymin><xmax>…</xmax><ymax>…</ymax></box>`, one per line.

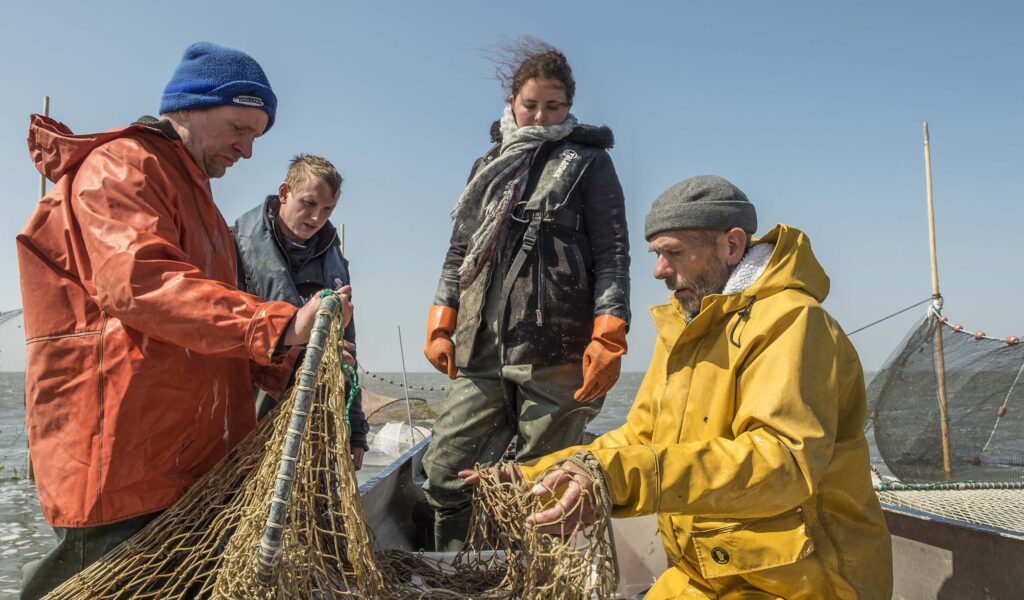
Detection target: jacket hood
<box><xmin>28</xmin><ymin>114</ymin><xmax>175</xmax><ymax>183</ymax></box>
<box><xmin>661</xmin><ymin>224</ymin><xmax>831</xmax><ymax>323</ymax></box>
<box><xmin>742</xmin><ymin>223</ymin><xmax>830</xmax><ymax>304</ymax></box>
<box><xmin>489</xmin><ymin>120</ymin><xmax>614</xmax><ymax>149</ymax></box>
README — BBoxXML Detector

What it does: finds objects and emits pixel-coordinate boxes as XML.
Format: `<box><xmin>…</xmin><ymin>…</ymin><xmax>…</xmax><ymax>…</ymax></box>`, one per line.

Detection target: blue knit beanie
<box><xmin>160</xmin><ymin>42</ymin><xmax>277</xmax><ymax>133</ymax></box>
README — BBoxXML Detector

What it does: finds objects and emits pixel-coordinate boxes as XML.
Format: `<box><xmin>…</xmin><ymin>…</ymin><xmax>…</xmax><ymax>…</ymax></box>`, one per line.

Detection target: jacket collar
<box><xmin>650</xmin><ymin>223</ymin><xmax>830</xmax><ymax>350</ymax></box>
<box><xmin>489</xmin><ymin>120</ymin><xmax>615</xmax><ymax>149</ymax></box>
<box><xmin>133</xmin><ymin>115</ymin><xmax>181</xmax><ymax>141</ymax></box>
<box><xmin>721</xmin><ymin>243</ymin><xmax>773</xmax><ymax>296</ymax></box>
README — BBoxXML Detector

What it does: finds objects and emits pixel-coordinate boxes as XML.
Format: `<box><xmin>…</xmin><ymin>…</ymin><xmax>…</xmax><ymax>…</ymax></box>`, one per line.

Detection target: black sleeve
<box><xmin>229</xmin><ymin>226</ymin><xmax>250</xmax><ymax>293</ymax></box>
<box><xmin>580</xmin><ymin>151</ymin><xmax>631</xmax><ymax>324</ymax></box>
<box><xmin>432</xmin><ymin>155</ymin><xmax>486</xmax><ymax>308</ymax></box>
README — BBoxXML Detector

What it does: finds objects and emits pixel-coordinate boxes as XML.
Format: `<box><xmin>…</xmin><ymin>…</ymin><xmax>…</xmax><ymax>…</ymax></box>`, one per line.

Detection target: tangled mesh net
<box><xmin>43</xmin><ymin>295</ymin><xmax>618</xmax><ymax>599</ymax></box>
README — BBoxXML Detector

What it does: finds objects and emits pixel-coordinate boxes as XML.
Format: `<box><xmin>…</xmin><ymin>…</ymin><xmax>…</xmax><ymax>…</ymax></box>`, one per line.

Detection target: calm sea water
<box><xmin>0</xmin><ymin>371</ymin><xmax>643</xmax><ymax>594</ymax></box>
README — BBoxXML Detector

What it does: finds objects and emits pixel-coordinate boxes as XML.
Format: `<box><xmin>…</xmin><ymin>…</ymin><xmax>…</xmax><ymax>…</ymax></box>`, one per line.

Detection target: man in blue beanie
<box><xmin>158</xmin><ymin>41</ymin><xmax>277</xmax><ymax>178</ymax></box>
<box><xmin>17</xmin><ymin>42</ymin><xmax>351</xmax><ymax>599</ymax></box>
<box><xmin>161</xmin><ymin>41</ymin><xmax>277</xmax><ymax>133</ymax></box>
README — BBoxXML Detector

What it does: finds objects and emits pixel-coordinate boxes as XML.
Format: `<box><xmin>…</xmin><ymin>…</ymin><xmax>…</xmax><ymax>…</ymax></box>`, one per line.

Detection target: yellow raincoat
<box><xmin>521</xmin><ymin>224</ymin><xmax>892</xmax><ymax>599</ymax></box>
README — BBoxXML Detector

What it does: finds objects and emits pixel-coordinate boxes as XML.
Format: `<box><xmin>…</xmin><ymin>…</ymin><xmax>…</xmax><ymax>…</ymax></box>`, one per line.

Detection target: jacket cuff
<box><xmin>518</xmin><ymin>444</ymin><xmax>586</xmax><ymax>482</ymax></box>
<box><xmin>591</xmin><ymin>445</ymin><xmax>662</xmax><ymax>516</ymax></box>
<box><xmin>252</xmin><ymin>347</ymin><xmax>302</xmax><ymax>397</ymax></box>
<box><xmin>432</xmin><ymin>273</ymin><xmax>461</xmax><ymax>308</ymax></box>
<box><xmin>246</xmin><ymin>300</ymin><xmax>299</xmax><ymax>365</ymax></box>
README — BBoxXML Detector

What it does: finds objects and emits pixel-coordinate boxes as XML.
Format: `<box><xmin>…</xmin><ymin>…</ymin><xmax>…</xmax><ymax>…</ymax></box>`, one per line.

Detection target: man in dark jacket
<box><xmin>232</xmin><ymin>154</ymin><xmax>370</xmax><ymax>465</ymax></box>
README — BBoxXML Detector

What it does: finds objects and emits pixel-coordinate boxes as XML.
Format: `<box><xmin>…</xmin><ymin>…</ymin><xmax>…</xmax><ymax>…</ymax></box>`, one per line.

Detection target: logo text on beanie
<box><xmin>232</xmin><ymin>95</ymin><xmax>265</xmax><ymax>107</ymax></box>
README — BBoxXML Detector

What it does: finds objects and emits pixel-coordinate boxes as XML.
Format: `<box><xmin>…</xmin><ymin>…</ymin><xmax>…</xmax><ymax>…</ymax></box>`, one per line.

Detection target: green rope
<box><xmin>342</xmin><ymin>363</ymin><xmax>359</xmax><ymax>430</ymax></box>
<box><xmin>874</xmin><ymin>479</ymin><xmax>1024</xmax><ymax>491</ymax></box>
<box><xmin>319</xmin><ymin>288</ymin><xmax>356</xmax><ymax>429</ymax></box>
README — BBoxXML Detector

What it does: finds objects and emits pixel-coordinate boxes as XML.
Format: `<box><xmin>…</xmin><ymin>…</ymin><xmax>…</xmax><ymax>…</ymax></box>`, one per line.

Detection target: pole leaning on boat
<box><xmin>255</xmin><ymin>291</ymin><xmax>341</xmax><ymax>585</ymax></box>
<box><xmin>38</xmin><ymin>96</ymin><xmax>49</xmax><ymax>199</ymax></box>
<box><xmin>923</xmin><ymin>122</ymin><xmax>953</xmax><ymax>479</ymax></box>
<box><xmin>396</xmin><ymin>325</ymin><xmax>417</xmax><ymax>446</ymax></box>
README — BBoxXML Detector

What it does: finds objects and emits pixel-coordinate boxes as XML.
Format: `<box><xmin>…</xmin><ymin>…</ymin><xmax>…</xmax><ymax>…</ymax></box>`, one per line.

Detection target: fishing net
<box><xmin>357</xmin><ymin>366</ymin><xmax>447</xmax><ymax>425</ymax></box>
<box><xmin>375</xmin><ymin>454</ymin><xmax>617</xmax><ymax>600</ymax></box>
<box><xmin>42</xmin><ymin>294</ymin><xmax>619</xmax><ymax>599</ymax></box>
<box><xmin>867</xmin><ymin>310</ymin><xmax>1024</xmax><ymax>534</ymax></box>
<box><xmin>873</xmin><ymin>478</ymin><xmax>1024</xmax><ymax>534</ymax></box>
<box><xmin>868</xmin><ymin>312</ymin><xmax>1024</xmax><ymax>483</ymax></box>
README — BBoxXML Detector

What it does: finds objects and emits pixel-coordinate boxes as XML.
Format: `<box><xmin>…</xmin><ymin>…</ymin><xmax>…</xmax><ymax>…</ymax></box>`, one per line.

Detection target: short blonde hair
<box><xmin>285</xmin><ymin>154</ymin><xmax>343</xmax><ymax>199</ymax></box>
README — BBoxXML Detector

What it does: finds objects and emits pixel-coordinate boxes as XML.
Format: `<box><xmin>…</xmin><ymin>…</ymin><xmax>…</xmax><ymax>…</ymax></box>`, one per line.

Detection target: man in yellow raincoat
<box><xmin>464</xmin><ymin>175</ymin><xmax>893</xmax><ymax>598</ymax></box>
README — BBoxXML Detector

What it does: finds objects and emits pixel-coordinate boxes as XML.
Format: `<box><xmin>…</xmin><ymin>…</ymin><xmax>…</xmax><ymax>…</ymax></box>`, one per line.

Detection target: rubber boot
<box><xmin>21</xmin><ymin>513</ymin><xmax>158</xmax><ymax>599</ymax></box>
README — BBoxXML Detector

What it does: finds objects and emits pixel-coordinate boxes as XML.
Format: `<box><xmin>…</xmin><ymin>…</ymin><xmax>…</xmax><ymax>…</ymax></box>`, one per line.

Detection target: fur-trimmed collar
<box><xmin>489</xmin><ymin>120</ymin><xmax>614</xmax><ymax>149</ymax></box>
<box><xmin>721</xmin><ymin>242</ymin><xmax>774</xmax><ymax>296</ymax></box>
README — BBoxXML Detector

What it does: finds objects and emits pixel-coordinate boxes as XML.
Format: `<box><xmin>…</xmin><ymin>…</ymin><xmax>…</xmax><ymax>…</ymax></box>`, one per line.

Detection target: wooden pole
<box><xmin>27</xmin><ymin>97</ymin><xmax>50</xmax><ymax>481</ymax></box>
<box><xmin>38</xmin><ymin>96</ymin><xmax>49</xmax><ymax>199</ymax></box>
<box><xmin>924</xmin><ymin>122</ymin><xmax>953</xmax><ymax>479</ymax></box>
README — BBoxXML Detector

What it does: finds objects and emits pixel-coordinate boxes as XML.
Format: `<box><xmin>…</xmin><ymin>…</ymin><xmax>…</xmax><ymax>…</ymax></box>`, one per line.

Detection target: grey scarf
<box><xmin>451</xmin><ymin>105</ymin><xmax>578</xmax><ymax>287</ymax></box>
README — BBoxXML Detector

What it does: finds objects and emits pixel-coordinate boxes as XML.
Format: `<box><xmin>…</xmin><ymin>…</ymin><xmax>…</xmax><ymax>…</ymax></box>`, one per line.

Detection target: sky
<box><xmin>0</xmin><ymin>1</ymin><xmax>1021</xmax><ymax>373</ymax></box>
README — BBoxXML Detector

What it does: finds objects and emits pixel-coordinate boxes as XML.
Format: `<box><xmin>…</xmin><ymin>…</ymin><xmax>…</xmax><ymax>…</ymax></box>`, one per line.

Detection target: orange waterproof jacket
<box><xmin>17</xmin><ymin>115</ymin><xmax>299</xmax><ymax>527</ymax></box>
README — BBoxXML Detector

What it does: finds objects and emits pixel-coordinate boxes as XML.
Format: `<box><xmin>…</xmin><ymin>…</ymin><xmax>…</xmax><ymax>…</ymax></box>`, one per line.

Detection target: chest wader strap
<box><xmin>498</xmin><ymin>210</ymin><xmax>544</xmax><ymax>325</ymax></box>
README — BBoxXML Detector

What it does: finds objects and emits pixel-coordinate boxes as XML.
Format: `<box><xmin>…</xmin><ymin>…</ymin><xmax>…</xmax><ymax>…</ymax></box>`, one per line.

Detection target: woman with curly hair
<box><xmin>421</xmin><ymin>39</ymin><xmax>631</xmax><ymax>550</ymax></box>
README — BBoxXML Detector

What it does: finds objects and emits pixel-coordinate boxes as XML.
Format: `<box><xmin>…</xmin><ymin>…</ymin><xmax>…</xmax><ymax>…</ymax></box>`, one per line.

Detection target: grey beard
<box><xmin>681</xmin><ymin>260</ymin><xmax>732</xmax><ymax>321</ymax></box>
<box><xmin>681</xmin><ymin>243</ymin><xmax>774</xmax><ymax>322</ymax></box>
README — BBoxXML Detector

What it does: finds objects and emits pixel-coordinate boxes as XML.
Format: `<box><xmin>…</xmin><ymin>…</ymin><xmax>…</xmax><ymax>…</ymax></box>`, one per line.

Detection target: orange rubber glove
<box><xmin>573</xmin><ymin>314</ymin><xmax>628</xmax><ymax>402</ymax></box>
<box><xmin>424</xmin><ymin>305</ymin><xmax>458</xmax><ymax>379</ymax></box>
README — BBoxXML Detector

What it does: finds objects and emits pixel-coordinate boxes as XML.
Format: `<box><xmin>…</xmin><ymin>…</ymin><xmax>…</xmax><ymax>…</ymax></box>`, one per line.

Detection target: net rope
<box><xmin>41</xmin><ymin>295</ymin><xmax>619</xmax><ymax>599</ymax></box>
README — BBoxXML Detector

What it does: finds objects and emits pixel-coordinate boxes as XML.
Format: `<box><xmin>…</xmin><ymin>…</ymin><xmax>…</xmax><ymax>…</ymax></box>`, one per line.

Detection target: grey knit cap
<box><xmin>644</xmin><ymin>175</ymin><xmax>757</xmax><ymax>240</ymax></box>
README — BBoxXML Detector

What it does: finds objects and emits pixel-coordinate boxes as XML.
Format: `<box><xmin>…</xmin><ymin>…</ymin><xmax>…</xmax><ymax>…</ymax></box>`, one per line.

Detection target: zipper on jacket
<box><xmin>728</xmin><ymin>295</ymin><xmax>757</xmax><ymax>348</ymax></box>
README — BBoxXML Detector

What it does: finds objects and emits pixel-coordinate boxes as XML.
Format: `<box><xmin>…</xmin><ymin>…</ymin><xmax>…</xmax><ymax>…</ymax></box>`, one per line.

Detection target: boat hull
<box><xmin>884</xmin><ymin>503</ymin><xmax>1023</xmax><ymax>600</ymax></box>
